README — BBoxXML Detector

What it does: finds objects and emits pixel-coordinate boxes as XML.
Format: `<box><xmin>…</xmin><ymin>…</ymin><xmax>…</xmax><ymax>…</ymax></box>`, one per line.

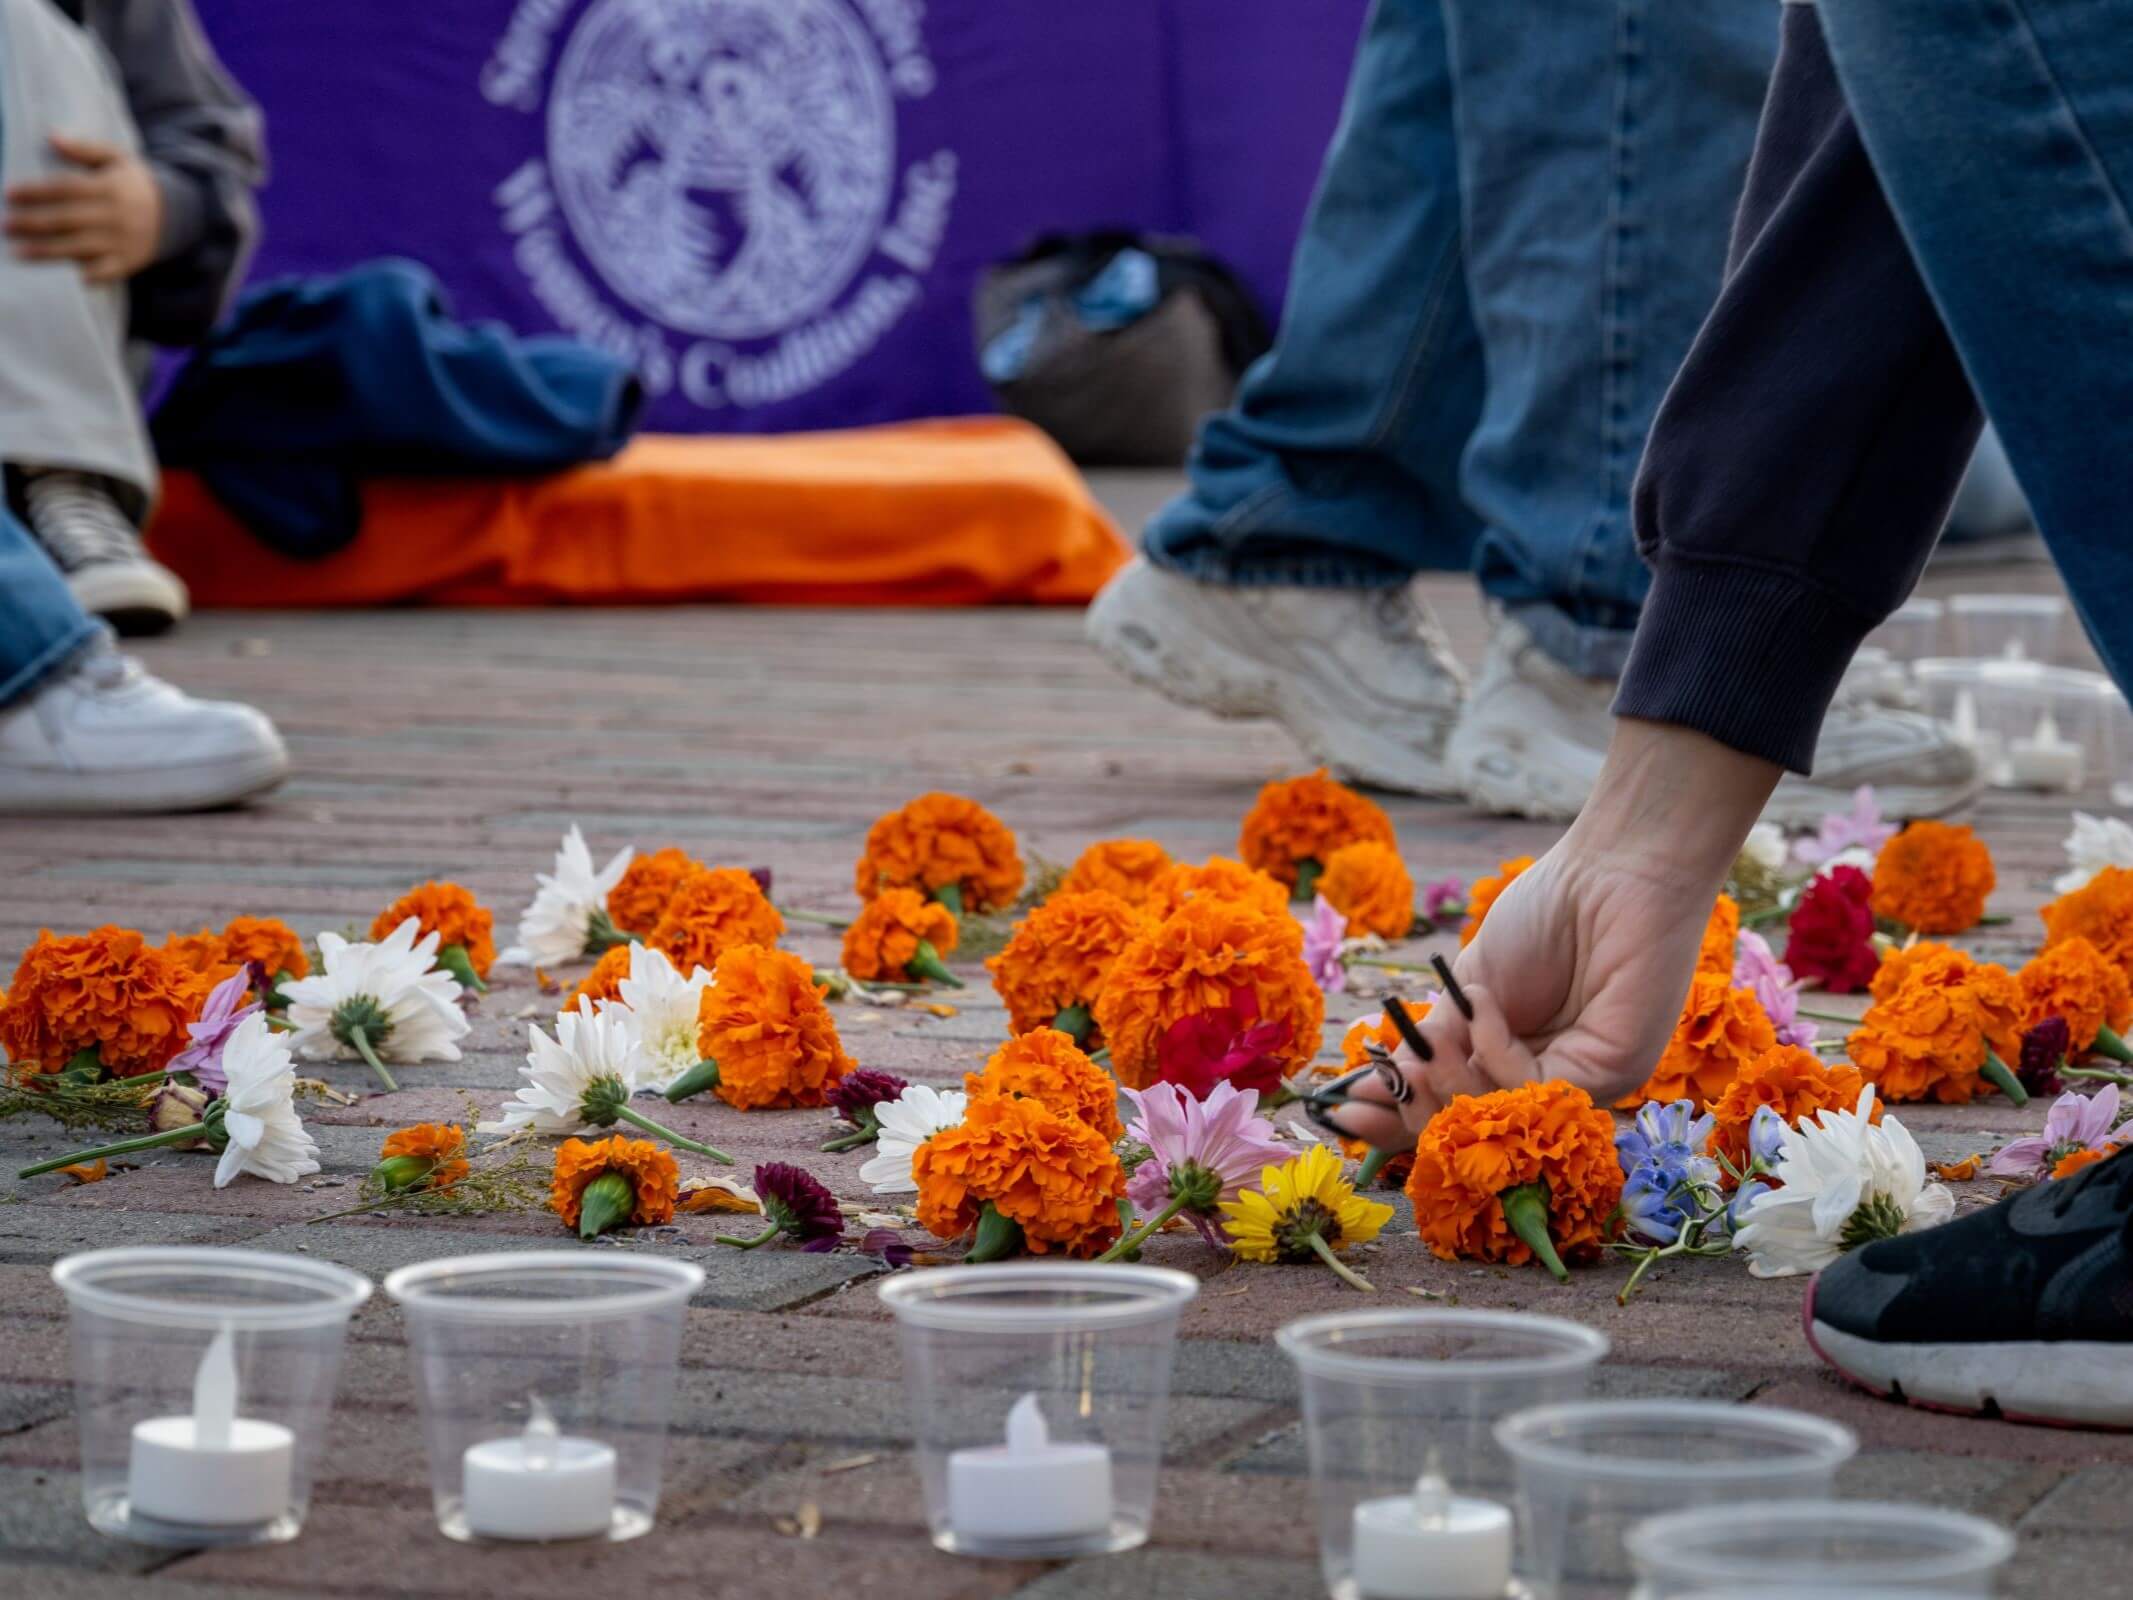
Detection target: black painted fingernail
<box><xmin>1302</xmin><ymin>1099</ymin><xmax>1359</xmax><ymax>1137</ymax></box>
<box><xmin>1305</xmin><ymin>1064</ymin><xmax>1377</xmax><ymax>1105</ymax></box>
<box><xmin>1383</xmin><ymin>994</ymin><xmax>1435</xmax><ymax>1059</ymax></box>
<box><xmin>1431</xmin><ymin>955</ymin><xmax>1474</xmax><ymax>1020</ymax></box>
<box><xmin>1375</xmin><ymin>1063</ymin><xmax>1412</xmax><ymax>1105</ymax></box>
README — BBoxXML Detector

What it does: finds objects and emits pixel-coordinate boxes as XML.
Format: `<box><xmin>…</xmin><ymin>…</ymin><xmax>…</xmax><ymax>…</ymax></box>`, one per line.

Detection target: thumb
<box><xmin>47</xmin><ymin>133</ymin><xmax>118</xmax><ymax>169</ymax></box>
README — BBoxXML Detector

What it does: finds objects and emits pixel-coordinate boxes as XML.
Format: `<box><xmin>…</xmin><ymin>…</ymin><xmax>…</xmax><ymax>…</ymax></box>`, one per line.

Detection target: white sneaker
<box><xmin>0</xmin><ymin>640</ymin><xmax>288</xmax><ymax>813</ymax></box>
<box><xmin>1086</xmin><ymin>557</ymin><xmax>1466</xmax><ymax>794</ymax></box>
<box><xmin>19</xmin><ymin>467</ymin><xmax>189</xmax><ymax>636</ymax></box>
<box><xmin>1449</xmin><ymin>616</ymin><xmax>1981</xmax><ymax>825</ymax></box>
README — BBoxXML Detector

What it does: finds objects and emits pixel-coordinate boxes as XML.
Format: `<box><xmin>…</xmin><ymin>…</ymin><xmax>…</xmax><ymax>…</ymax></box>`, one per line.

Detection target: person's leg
<box><xmin>0</xmin><ymin>0</ymin><xmax>187</xmax><ymax>634</ymax></box>
<box><xmin>1814</xmin><ymin>0</ymin><xmax>2133</xmax><ymax>690</ymax></box>
<box><xmin>0</xmin><ymin>503</ymin><xmax>96</xmax><ymax>708</ymax></box>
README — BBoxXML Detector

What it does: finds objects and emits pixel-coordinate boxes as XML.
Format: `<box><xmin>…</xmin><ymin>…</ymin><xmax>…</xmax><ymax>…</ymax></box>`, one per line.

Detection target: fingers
<box><xmin>6</xmin><ymin>177</ymin><xmax>103</xmax><ymax>208</ymax></box>
<box><xmin>1462</xmin><ymin>983</ymin><xmax>1546</xmax><ymax>1090</ymax></box>
<box><xmin>47</xmin><ymin>132</ymin><xmax>119</xmax><ymax>169</ymax></box>
<box><xmin>7</xmin><ymin>201</ymin><xmax>108</xmax><ymax>239</ymax></box>
<box><xmin>81</xmin><ymin>252</ymin><xmax>129</xmax><ymax>284</ymax></box>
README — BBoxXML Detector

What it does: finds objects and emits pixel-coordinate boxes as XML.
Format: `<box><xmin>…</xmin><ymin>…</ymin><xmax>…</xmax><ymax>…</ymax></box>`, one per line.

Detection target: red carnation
<box><xmin>1786</xmin><ymin>866</ymin><xmax>1879</xmax><ymax>993</ymax></box>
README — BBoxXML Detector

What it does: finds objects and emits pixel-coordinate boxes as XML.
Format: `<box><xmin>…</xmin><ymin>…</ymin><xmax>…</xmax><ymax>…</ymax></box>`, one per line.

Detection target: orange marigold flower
<box><xmin>568</xmin><ymin>943</ymin><xmax>635</xmax><ymax>1010</ymax></box>
<box><xmin>1870</xmin><ymin>820</ymin><xmax>1995</xmax><ymax>935</ymax></box>
<box><xmin>854</xmin><ymin>792</ymin><xmax>1023</xmax><ymax>913</ymax></box>
<box><xmin>2053</xmin><ymin>1146</ymin><xmax>2114</xmax><ymax>1182</ymax></box>
<box><xmin>1317</xmin><ymin>841</ymin><xmax>1415</xmax><ymax>940</ymax></box>
<box><xmin>2019</xmin><ymin>936</ymin><xmax>2133</xmax><ymax>1054</ymax></box>
<box><xmin>1059</xmin><ymin>839</ymin><xmax>1174</xmax><ymax>908</ymax></box>
<box><xmin>1092</xmin><ymin>898</ymin><xmax>1324</xmax><ymax>1091</ymax></box>
<box><xmin>1869</xmin><ymin>939</ymin><xmax>1957</xmax><ymax>1004</ymax></box>
<box><xmin>1238</xmin><ymin>769</ymin><xmax>1397</xmax><ymax>890</ymax></box>
<box><xmin>2041</xmin><ymin>866</ymin><xmax>2133</xmax><ymax>979</ymax></box>
<box><xmin>696</xmin><ymin>945</ymin><xmax>853</xmax><ymax>1110</ymax></box>
<box><xmin>1143</xmin><ymin>856</ymin><xmax>1290</xmax><ymax>922</ymax></box>
<box><xmin>0</xmin><ymin>927</ymin><xmax>208</xmax><ymax>1078</ymax></box>
<box><xmin>965</xmin><ymin>1027</ymin><xmax>1124</xmax><ymax>1142</ymax></box>
<box><xmin>1335</xmin><ymin>1005</ymin><xmax>1433</xmax><ymax>1076</ymax></box>
<box><xmin>607</xmin><ymin>847</ymin><xmax>705</xmax><ymax>937</ymax></box>
<box><xmin>912</xmin><ymin>1091</ymin><xmax>1126</xmax><ymax>1258</ymax></box>
<box><xmin>841</xmin><ymin>887</ymin><xmax>959</xmax><ymax>982</ymax></box>
<box><xmin>1848</xmin><ymin>948</ymin><xmax>2025</xmax><ymax>1103</ymax></box>
<box><xmin>1696</xmin><ymin>895</ymin><xmax>1742</xmax><ymax>974</ymax></box>
<box><xmin>651</xmin><ymin>867</ymin><xmax>784</xmax><ymax>974</ymax></box>
<box><xmin>379</xmin><ymin>1122</ymin><xmax>470</xmax><ymax>1189</ymax></box>
<box><xmin>1621</xmin><ymin>971</ymin><xmax>1778</xmax><ymax>1110</ymax></box>
<box><xmin>219</xmin><ymin>916</ymin><xmax>309</xmax><ymax>980</ymax></box>
<box><xmin>1460</xmin><ymin>856</ymin><xmax>1535</xmax><ymax>947</ymax></box>
<box><xmin>1706</xmin><ymin>1046</ymin><xmax>1869</xmax><ymax>1170</ymax></box>
<box><xmin>372</xmin><ymin>881</ymin><xmax>497</xmax><ymax>978</ymax></box>
<box><xmin>549</xmin><ymin>1135</ymin><xmax>680</xmax><ymax>1230</ymax></box>
<box><xmin>1407</xmin><ymin>1079</ymin><xmax>1623</xmax><ymax>1268</ymax></box>
<box><xmin>160</xmin><ymin>928</ymin><xmax>234</xmax><ymax>980</ymax></box>
<box><xmin>986</xmin><ymin>890</ymin><xmax>1150</xmax><ymax>1040</ymax></box>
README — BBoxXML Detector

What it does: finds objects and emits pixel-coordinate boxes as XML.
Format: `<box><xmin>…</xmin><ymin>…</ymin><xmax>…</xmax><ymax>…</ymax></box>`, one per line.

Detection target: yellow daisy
<box><xmin>1219</xmin><ymin>1144</ymin><xmax>1395</xmax><ymax>1292</ymax></box>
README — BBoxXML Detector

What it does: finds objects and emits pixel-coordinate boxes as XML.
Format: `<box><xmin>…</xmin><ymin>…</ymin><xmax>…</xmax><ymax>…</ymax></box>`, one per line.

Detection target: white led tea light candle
<box><xmin>1350</xmin><ymin>1456</ymin><xmax>1512</xmax><ymax>1600</ymax></box>
<box><xmin>126</xmin><ymin>1328</ymin><xmax>294</xmax><ymax>1528</ymax></box>
<box><xmin>461</xmin><ymin>1397</ymin><xmax>617</xmax><ymax>1542</ymax></box>
<box><xmin>946</xmin><ymin>1392</ymin><xmax>1113</xmax><ymax>1543</ymax></box>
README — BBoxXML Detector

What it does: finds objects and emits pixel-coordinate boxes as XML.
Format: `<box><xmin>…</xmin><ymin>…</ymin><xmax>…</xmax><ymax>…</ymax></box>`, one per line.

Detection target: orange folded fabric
<box><xmin>146</xmin><ymin>417</ymin><xmax>1128</xmax><ymax>607</ymax></box>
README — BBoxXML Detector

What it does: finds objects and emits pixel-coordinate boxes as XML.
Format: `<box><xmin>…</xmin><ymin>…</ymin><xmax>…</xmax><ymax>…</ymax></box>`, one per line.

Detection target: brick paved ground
<box><xmin>0</xmin><ymin>514</ymin><xmax>2123</xmax><ymax>1597</ymax></box>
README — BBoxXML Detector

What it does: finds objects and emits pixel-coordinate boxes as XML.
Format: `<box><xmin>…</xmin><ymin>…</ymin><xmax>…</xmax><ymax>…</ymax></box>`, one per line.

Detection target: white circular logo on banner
<box><xmin>546</xmin><ymin>0</ymin><xmax>897</xmax><ymax>341</ymax></box>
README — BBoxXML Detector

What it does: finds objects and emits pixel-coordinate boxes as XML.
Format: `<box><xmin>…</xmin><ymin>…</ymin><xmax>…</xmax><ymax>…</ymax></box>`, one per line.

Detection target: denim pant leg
<box><xmin>1446</xmin><ymin>0</ymin><xmax>1776</xmax><ymax>677</ymax></box>
<box><xmin>1144</xmin><ymin>0</ymin><xmax>1486</xmax><ymax>589</ymax></box>
<box><xmin>1817</xmin><ymin>0</ymin><xmax>2133</xmax><ymax>694</ymax></box>
<box><xmin>0</xmin><ymin>505</ymin><xmax>97</xmax><ymax>708</ymax></box>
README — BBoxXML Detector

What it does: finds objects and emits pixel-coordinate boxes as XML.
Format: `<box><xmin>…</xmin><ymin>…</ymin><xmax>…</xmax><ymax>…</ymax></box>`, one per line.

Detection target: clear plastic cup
<box><xmin>1947</xmin><ymin>592</ymin><xmax>2066</xmax><ymax>662</ymax></box>
<box><xmin>1869</xmin><ymin>597</ymin><xmax>1945</xmax><ymax>662</ymax></box>
<box><xmin>878</xmin><ymin>1263</ymin><xmax>1197</xmax><ymax>1559</ymax></box>
<box><xmin>52</xmin><ymin>1247</ymin><xmax>372</xmax><ymax>1547</ymax></box>
<box><xmin>1495</xmin><ymin>1402</ymin><xmax>1857</xmax><ymax>1599</ymax></box>
<box><xmin>1278</xmin><ymin>1310</ymin><xmax>1610</xmax><ymax>1600</ymax></box>
<box><xmin>1914</xmin><ymin>658</ymin><xmax>2119</xmax><ymax>790</ymax></box>
<box><xmin>383</xmin><ymin>1252</ymin><xmax>703</xmax><ymax>1544</ymax></box>
<box><xmin>1626</xmin><ymin>1501</ymin><xmax>2015</xmax><ymax>1596</ymax></box>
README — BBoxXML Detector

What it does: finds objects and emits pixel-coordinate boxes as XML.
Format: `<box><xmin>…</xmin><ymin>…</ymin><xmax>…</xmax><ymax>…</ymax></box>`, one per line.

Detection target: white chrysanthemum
<box><xmin>481</xmin><ymin>999</ymin><xmax>644</xmax><ymax>1137</ymax></box>
<box><xmin>214</xmin><ymin>1012</ymin><xmax>321</xmax><ymax>1187</ymax></box>
<box><xmin>1740</xmin><ymin>822</ymin><xmax>1787</xmax><ymax>877</ymax></box>
<box><xmin>1734</xmin><ymin>1086</ymin><xmax>1954</xmax><ymax>1278</ymax></box>
<box><xmin>596</xmin><ymin>943</ymin><xmax>713</xmax><ymax>1092</ymax></box>
<box><xmin>859</xmin><ymin>1085</ymin><xmax>969</xmax><ymax>1194</ymax></box>
<box><xmin>279</xmin><ymin>918</ymin><xmax>469</xmax><ymax>1063</ymax></box>
<box><xmin>2057</xmin><ymin>812</ymin><xmax>2133</xmax><ymax>894</ymax></box>
<box><xmin>497</xmin><ymin>825</ymin><xmax>632</xmax><ymax>968</ymax></box>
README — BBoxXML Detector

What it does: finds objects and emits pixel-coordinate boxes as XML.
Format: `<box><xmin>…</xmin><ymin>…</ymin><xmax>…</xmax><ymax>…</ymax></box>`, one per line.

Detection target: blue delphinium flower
<box><xmin>1620</xmin><ymin>1141</ymin><xmax>1724</xmax><ymax>1246</ymax></box>
<box><xmin>1616</xmin><ymin>1099</ymin><xmax>1716</xmax><ymax>1173</ymax></box>
<box><xmin>1748</xmin><ymin>1104</ymin><xmax>1789</xmax><ymax>1171</ymax></box>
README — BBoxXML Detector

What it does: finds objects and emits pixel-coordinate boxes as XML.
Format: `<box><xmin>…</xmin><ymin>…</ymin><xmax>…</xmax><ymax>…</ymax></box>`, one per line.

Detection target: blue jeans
<box><xmin>0</xmin><ymin>506</ymin><xmax>96</xmax><ymax>708</ymax></box>
<box><xmin>1144</xmin><ymin>0</ymin><xmax>1776</xmax><ymax>676</ymax></box>
<box><xmin>1817</xmin><ymin>0</ymin><xmax>2133</xmax><ymax>696</ymax></box>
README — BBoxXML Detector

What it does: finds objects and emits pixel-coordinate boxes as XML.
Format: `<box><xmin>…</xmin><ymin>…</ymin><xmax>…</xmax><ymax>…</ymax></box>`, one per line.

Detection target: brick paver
<box><xmin>0</xmin><ymin>536</ymin><xmax>2120</xmax><ymax>1596</ymax></box>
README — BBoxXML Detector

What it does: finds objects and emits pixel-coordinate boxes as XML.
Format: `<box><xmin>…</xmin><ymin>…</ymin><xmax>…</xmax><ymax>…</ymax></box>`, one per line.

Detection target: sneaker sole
<box><xmin>1087</xmin><ymin>571</ymin><xmax>1464</xmax><ymax>797</ymax></box>
<box><xmin>1803</xmin><ymin>1276</ymin><xmax>2133</xmax><ymax>1429</ymax></box>
<box><xmin>66</xmin><ymin>563</ymin><xmax>189</xmax><ymax>636</ymax></box>
<box><xmin>0</xmin><ymin>746</ymin><xmax>288</xmax><ymax>814</ymax></box>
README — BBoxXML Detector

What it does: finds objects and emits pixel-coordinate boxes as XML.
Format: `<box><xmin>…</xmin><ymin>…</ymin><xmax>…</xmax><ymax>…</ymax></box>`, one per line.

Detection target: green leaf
<box><xmin>577</xmin><ymin>1171</ymin><xmax>636</xmax><ymax>1239</ymax></box>
<box><xmin>964</xmin><ymin>1201</ymin><xmax>1023</xmax><ymax>1263</ymax></box>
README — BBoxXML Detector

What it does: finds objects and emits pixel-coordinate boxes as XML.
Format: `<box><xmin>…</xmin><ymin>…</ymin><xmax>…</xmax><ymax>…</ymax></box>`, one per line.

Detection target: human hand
<box><xmin>5</xmin><ymin>133</ymin><xmax>164</xmax><ymax>283</ymax></box>
<box><xmin>1322</xmin><ymin>720</ymin><xmax>1782</xmax><ymax>1149</ymax></box>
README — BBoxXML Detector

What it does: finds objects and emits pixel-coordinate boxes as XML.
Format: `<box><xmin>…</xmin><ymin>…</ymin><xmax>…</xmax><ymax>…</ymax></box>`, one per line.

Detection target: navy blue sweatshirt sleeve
<box><xmin>1613</xmin><ymin>4</ymin><xmax>1983</xmax><ymax>774</ymax></box>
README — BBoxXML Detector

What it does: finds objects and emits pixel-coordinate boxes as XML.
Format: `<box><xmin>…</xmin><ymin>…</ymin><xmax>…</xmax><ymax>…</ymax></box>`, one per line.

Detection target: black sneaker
<box><xmin>1805</xmin><ymin>1142</ymin><xmax>2133</xmax><ymax>1428</ymax></box>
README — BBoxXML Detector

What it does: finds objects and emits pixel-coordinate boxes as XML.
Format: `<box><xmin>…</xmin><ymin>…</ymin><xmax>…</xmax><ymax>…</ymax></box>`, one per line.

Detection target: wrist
<box><xmin>1564</xmin><ymin>718</ymin><xmax>1781</xmax><ymax>890</ymax></box>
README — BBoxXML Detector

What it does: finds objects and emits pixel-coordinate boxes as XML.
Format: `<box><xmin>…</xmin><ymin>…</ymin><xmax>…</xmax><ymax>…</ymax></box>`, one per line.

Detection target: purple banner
<box><xmin>193</xmin><ymin>0</ymin><xmax>1368</xmax><ymax>434</ymax></box>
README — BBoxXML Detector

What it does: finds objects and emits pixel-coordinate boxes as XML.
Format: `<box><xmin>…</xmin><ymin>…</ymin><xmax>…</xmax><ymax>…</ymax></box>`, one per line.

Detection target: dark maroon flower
<box><xmin>1785</xmin><ymin>866</ymin><xmax>1880</xmax><ymax>993</ymax></box>
<box><xmin>754</xmin><ymin>1162</ymin><xmax>845</xmax><ymax>1251</ymax></box>
<box><xmin>2019</xmin><ymin>1016</ymin><xmax>2071</xmax><ymax>1098</ymax></box>
<box><xmin>1154</xmin><ymin>986</ymin><xmax>1292</xmax><ymax>1101</ymax></box>
<box><xmin>861</xmin><ymin>1226</ymin><xmax>918</xmax><ymax>1268</ymax></box>
<box><xmin>747</xmin><ymin>866</ymin><xmax>775</xmax><ymax>897</ymax></box>
<box><xmin>827</xmin><ymin>1068</ymin><xmax>910</xmax><ymax>1128</ymax></box>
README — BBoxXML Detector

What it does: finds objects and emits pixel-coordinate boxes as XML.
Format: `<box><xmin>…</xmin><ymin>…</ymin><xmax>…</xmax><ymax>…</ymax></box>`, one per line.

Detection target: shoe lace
<box><xmin>22</xmin><ymin>471</ymin><xmax>144</xmax><ymax>569</ymax></box>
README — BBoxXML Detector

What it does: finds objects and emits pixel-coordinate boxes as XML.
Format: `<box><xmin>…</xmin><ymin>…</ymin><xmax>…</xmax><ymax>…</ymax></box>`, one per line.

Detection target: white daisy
<box><xmin>279</xmin><ymin>918</ymin><xmax>469</xmax><ymax>1090</ymax></box>
<box><xmin>1739</xmin><ymin>822</ymin><xmax>1788</xmax><ymax>877</ymax></box>
<box><xmin>213</xmin><ymin>1012</ymin><xmax>321</xmax><ymax>1187</ymax></box>
<box><xmin>597</xmin><ymin>943</ymin><xmax>714</xmax><ymax>1093</ymax></box>
<box><xmin>859</xmin><ymin>1085</ymin><xmax>969</xmax><ymax>1194</ymax></box>
<box><xmin>496</xmin><ymin>825</ymin><xmax>632</xmax><ymax>969</ymax></box>
<box><xmin>2057</xmin><ymin>812</ymin><xmax>2133</xmax><ymax>894</ymax></box>
<box><xmin>481</xmin><ymin>999</ymin><xmax>644</xmax><ymax>1137</ymax></box>
<box><xmin>1734</xmin><ymin>1085</ymin><xmax>1955</xmax><ymax>1278</ymax></box>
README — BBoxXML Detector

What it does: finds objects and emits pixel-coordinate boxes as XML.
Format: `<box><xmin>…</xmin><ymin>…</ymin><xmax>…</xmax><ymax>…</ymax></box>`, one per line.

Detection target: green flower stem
<box><xmin>18</xmin><ymin>1122</ymin><xmax>209</xmax><ymax>1179</ymax></box>
<box><xmin>907</xmin><ymin>941</ymin><xmax>964</xmax><ymax>988</ymax></box>
<box><xmin>1741</xmin><ymin>904</ymin><xmax>1793</xmax><ymax>929</ymax></box>
<box><xmin>580</xmin><ymin>909</ymin><xmax>631</xmax><ymax>956</ymax></box>
<box><xmin>1053</xmin><ymin>1004</ymin><xmax>1092</xmax><ymax>1046</ymax></box>
<box><xmin>964</xmin><ymin>1200</ymin><xmax>1022</xmax><ymax>1263</ymax></box>
<box><xmin>779</xmin><ymin>908</ymin><xmax>852</xmax><ymax>930</ymax></box>
<box><xmin>1796</xmin><ymin>1008</ymin><xmax>1864</xmax><ymax>1026</ymax></box>
<box><xmin>1305</xmin><ymin>1231</ymin><xmax>1376</xmax><ymax>1293</ymax></box>
<box><xmin>1294</xmin><ymin>859</ymin><xmax>1323</xmax><ymax>903</ymax></box>
<box><xmin>1501</xmin><ymin>1182</ymin><xmax>1569</xmax><ymax>1283</ymax></box>
<box><xmin>714</xmin><ymin>1222</ymin><xmax>783</xmax><ymax>1249</ymax></box>
<box><xmin>1980</xmin><ymin>1044</ymin><xmax>2030</xmax><ymax>1107</ymax></box>
<box><xmin>1088</xmin><ymin>1047</ymin><xmax>1112</xmax><ymax>1066</ymax></box>
<box><xmin>1354</xmin><ymin>1147</ymin><xmax>1395</xmax><ymax>1188</ymax></box>
<box><xmin>576</xmin><ymin>1171</ymin><xmax>636</xmax><ymax>1240</ymax></box>
<box><xmin>664</xmin><ymin>1058</ymin><xmax>722</xmax><ymax>1103</ymax></box>
<box><xmin>931</xmin><ymin>883</ymin><xmax>964</xmax><ymax>919</ymax></box>
<box><xmin>436</xmin><ymin>944</ymin><xmax>488</xmax><ymax>994</ymax></box>
<box><xmin>1616</xmin><ymin>1236</ymin><xmax>1689</xmax><ymax>1306</ymax></box>
<box><xmin>2062</xmin><ymin>1064</ymin><xmax>2133</xmax><ymax>1088</ymax></box>
<box><xmin>609</xmin><ymin>1103</ymin><xmax>734</xmax><ymax>1165</ymax></box>
<box><xmin>1096</xmin><ymin>1192</ymin><xmax>1192</xmax><ymax>1262</ymax></box>
<box><xmin>820</xmin><ymin>1126</ymin><xmax>878</xmax><ymax>1153</ymax></box>
<box><xmin>265</xmin><ymin>1014</ymin><xmax>298</xmax><ymax>1032</ymax></box>
<box><xmin>2096</xmin><ymin>1025</ymin><xmax>2133</xmax><ymax>1065</ymax></box>
<box><xmin>845</xmin><ymin>976</ymin><xmax>931</xmax><ymax>993</ymax></box>
<box><xmin>345</xmin><ymin>1026</ymin><xmax>399</xmax><ymax>1092</ymax></box>
<box><xmin>1347</xmin><ymin>958</ymin><xmax>1438</xmax><ymax>974</ymax></box>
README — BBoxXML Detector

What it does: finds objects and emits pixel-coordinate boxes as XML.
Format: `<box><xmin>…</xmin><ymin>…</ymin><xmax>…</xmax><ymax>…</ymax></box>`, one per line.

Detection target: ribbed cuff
<box><xmin>150</xmin><ymin>164</ymin><xmax>207</xmax><ymax>264</ymax></box>
<box><xmin>1611</xmin><ymin>553</ymin><xmax>1877</xmax><ymax>774</ymax></box>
